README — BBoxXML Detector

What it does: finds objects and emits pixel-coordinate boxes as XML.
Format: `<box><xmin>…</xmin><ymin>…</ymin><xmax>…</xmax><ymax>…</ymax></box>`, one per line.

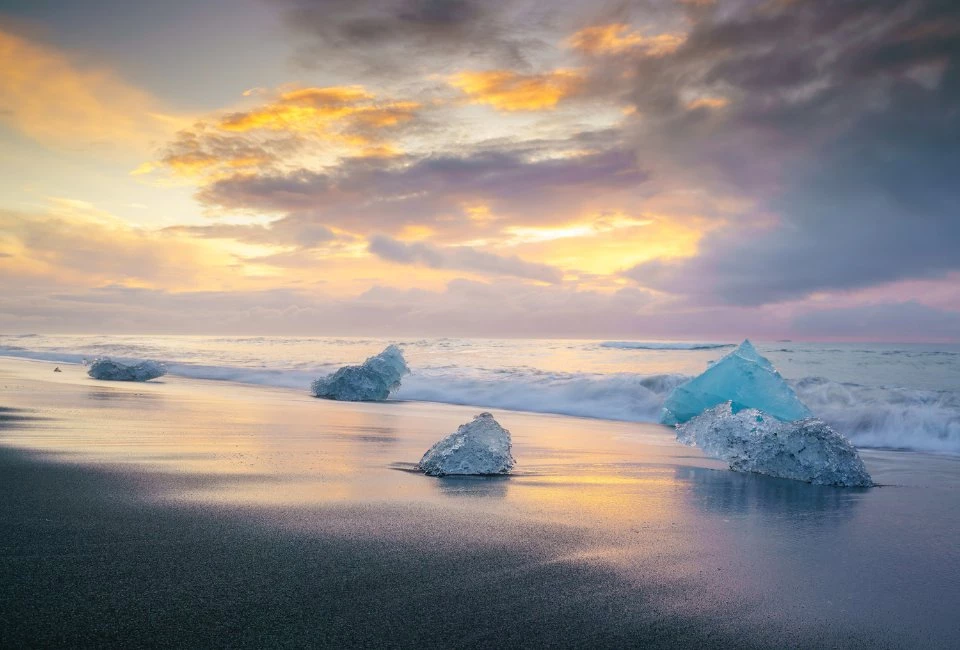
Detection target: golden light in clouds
<box><xmin>0</xmin><ymin>200</ymin><xmax>247</xmax><ymax>291</ymax></box>
<box><xmin>449</xmin><ymin>69</ymin><xmax>584</xmax><ymax>111</ymax></box>
<box><xmin>686</xmin><ymin>96</ymin><xmax>729</xmax><ymax>110</ymax></box>
<box><xmin>0</xmin><ymin>25</ymin><xmax>720</xmax><ymax>304</ymax></box>
<box><xmin>511</xmin><ymin>215</ymin><xmax>704</xmax><ymax>277</ymax></box>
<box><xmin>568</xmin><ymin>24</ymin><xmax>685</xmax><ymax>57</ymax></box>
<box><xmin>218</xmin><ymin>86</ymin><xmax>418</xmax><ymax>134</ymax></box>
<box><xmin>0</xmin><ymin>28</ymin><xmax>184</xmax><ymax>153</ymax></box>
<box><xmin>137</xmin><ymin>85</ymin><xmax>417</xmax><ymax>181</ymax></box>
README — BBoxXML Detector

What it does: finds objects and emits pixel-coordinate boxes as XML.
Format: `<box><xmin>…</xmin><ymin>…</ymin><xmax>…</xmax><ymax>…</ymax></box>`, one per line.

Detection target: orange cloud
<box><xmin>449</xmin><ymin>69</ymin><xmax>584</xmax><ymax>111</ymax></box>
<box><xmin>0</xmin><ymin>201</ymin><xmax>247</xmax><ymax>291</ymax></box>
<box><xmin>142</xmin><ymin>86</ymin><xmax>416</xmax><ymax>181</ymax></box>
<box><xmin>218</xmin><ymin>86</ymin><xmax>418</xmax><ymax>135</ymax></box>
<box><xmin>0</xmin><ymin>28</ymin><xmax>184</xmax><ymax>153</ymax></box>
<box><xmin>568</xmin><ymin>24</ymin><xmax>685</xmax><ymax>57</ymax></box>
<box><xmin>686</xmin><ymin>96</ymin><xmax>729</xmax><ymax>110</ymax></box>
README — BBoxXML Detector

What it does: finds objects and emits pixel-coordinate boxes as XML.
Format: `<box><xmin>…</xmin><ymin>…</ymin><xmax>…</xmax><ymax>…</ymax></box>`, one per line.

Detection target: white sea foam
<box><xmin>2</xmin><ymin>336</ymin><xmax>959</xmax><ymax>454</ymax></box>
<box><xmin>793</xmin><ymin>377</ymin><xmax>960</xmax><ymax>454</ymax></box>
<box><xmin>396</xmin><ymin>370</ymin><xmax>686</xmax><ymax>422</ymax></box>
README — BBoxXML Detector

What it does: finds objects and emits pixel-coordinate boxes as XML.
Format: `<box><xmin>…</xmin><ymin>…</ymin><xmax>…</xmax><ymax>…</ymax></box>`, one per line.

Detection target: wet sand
<box><xmin>1</xmin><ymin>358</ymin><xmax>959</xmax><ymax>648</ymax></box>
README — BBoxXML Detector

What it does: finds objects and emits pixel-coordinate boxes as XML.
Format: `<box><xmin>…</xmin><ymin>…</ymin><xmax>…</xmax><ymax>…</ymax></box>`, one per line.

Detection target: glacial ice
<box><xmin>87</xmin><ymin>358</ymin><xmax>167</xmax><ymax>382</ymax></box>
<box><xmin>676</xmin><ymin>403</ymin><xmax>873</xmax><ymax>487</ymax></box>
<box><xmin>417</xmin><ymin>412</ymin><xmax>515</xmax><ymax>477</ymax></box>
<box><xmin>311</xmin><ymin>344</ymin><xmax>409</xmax><ymax>401</ymax></box>
<box><xmin>660</xmin><ymin>339</ymin><xmax>812</xmax><ymax>425</ymax></box>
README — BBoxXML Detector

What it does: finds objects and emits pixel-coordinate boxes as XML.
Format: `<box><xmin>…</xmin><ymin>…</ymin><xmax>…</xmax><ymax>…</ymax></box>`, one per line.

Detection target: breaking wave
<box><xmin>792</xmin><ymin>377</ymin><xmax>960</xmax><ymax>454</ymax></box>
<box><xmin>396</xmin><ymin>370</ymin><xmax>688</xmax><ymax>422</ymax></box>
<box><xmin>2</xmin><ymin>340</ymin><xmax>958</xmax><ymax>454</ymax></box>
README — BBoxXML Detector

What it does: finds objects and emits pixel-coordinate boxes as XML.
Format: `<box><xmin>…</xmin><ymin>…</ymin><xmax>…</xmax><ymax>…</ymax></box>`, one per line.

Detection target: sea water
<box><xmin>1</xmin><ymin>334</ymin><xmax>958</xmax><ymax>453</ymax></box>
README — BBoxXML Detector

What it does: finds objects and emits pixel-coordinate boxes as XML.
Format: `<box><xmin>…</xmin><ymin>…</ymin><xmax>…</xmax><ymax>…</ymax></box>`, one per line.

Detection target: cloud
<box><xmin>614</xmin><ymin>0</ymin><xmax>960</xmax><ymax>305</ymax></box>
<box><xmin>275</xmin><ymin>0</ymin><xmax>548</xmax><ymax>75</ymax></box>
<box><xmin>0</xmin><ymin>203</ymin><xmax>238</xmax><ymax>290</ymax></box>
<box><xmin>218</xmin><ymin>86</ymin><xmax>418</xmax><ymax>138</ymax></box>
<box><xmin>142</xmin><ymin>85</ymin><xmax>420</xmax><ymax>180</ymax></box>
<box><xmin>0</xmin><ymin>279</ymin><xmax>661</xmax><ymax>338</ymax></box>
<box><xmin>197</xmin><ymin>146</ymin><xmax>649</xmax><ymax>237</ymax></box>
<box><xmin>164</xmin><ymin>218</ymin><xmax>341</xmax><ymax>249</ymax></box>
<box><xmin>2</xmin><ymin>270</ymin><xmax>956</xmax><ymax>341</ymax></box>
<box><xmin>0</xmin><ymin>27</ymin><xmax>182</xmax><ymax>152</ymax></box>
<box><xmin>568</xmin><ymin>24</ymin><xmax>685</xmax><ymax>57</ymax></box>
<box><xmin>449</xmin><ymin>69</ymin><xmax>584</xmax><ymax>111</ymax></box>
<box><xmin>792</xmin><ymin>302</ymin><xmax>960</xmax><ymax>342</ymax></box>
<box><xmin>368</xmin><ymin>234</ymin><xmax>563</xmax><ymax>283</ymax></box>
<box><xmin>142</xmin><ymin>123</ymin><xmax>305</xmax><ymax>178</ymax></box>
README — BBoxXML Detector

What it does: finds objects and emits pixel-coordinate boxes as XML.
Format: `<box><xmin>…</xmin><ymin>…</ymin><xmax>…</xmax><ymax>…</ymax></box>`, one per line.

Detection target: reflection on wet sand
<box><xmin>85</xmin><ymin>389</ymin><xmax>166</xmax><ymax>406</ymax></box>
<box><xmin>2</xmin><ymin>357</ymin><xmax>959</xmax><ymax>647</ymax></box>
<box><xmin>434</xmin><ymin>475</ymin><xmax>510</xmax><ymax>499</ymax></box>
<box><xmin>0</xmin><ymin>407</ymin><xmax>49</xmax><ymax>431</ymax></box>
<box><xmin>675</xmin><ymin>465</ymin><xmax>866</xmax><ymax>521</ymax></box>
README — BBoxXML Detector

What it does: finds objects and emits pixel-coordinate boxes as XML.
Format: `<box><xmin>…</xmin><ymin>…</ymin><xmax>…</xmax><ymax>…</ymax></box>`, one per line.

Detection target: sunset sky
<box><xmin>1</xmin><ymin>0</ymin><xmax>958</xmax><ymax>340</ymax></box>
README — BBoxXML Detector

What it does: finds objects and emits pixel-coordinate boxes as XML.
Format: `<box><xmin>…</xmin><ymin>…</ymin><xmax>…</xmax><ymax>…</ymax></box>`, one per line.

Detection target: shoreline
<box><xmin>2</xmin><ymin>357</ymin><xmax>959</xmax><ymax>647</ymax></box>
<box><xmin>5</xmin><ymin>354</ymin><xmax>960</xmax><ymax>459</ymax></box>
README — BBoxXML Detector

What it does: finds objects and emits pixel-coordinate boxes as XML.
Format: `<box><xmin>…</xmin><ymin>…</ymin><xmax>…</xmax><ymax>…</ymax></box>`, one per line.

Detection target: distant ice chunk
<box><xmin>417</xmin><ymin>412</ymin><xmax>515</xmax><ymax>477</ymax></box>
<box><xmin>677</xmin><ymin>403</ymin><xmax>873</xmax><ymax>487</ymax></box>
<box><xmin>87</xmin><ymin>358</ymin><xmax>166</xmax><ymax>382</ymax></box>
<box><xmin>311</xmin><ymin>344</ymin><xmax>409</xmax><ymax>401</ymax></box>
<box><xmin>660</xmin><ymin>339</ymin><xmax>812</xmax><ymax>425</ymax></box>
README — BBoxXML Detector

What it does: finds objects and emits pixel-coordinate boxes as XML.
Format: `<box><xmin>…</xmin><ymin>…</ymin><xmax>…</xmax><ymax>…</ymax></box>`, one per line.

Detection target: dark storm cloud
<box><xmin>367</xmin><ymin>234</ymin><xmax>563</xmax><ymax>282</ymax></box>
<box><xmin>273</xmin><ymin>0</ymin><xmax>552</xmax><ymax>73</ymax></box>
<box><xmin>620</xmin><ymin>0</ymin><xmax>960</xmax><ymax>305</ymax></box>
<box><xmin>197</xmin><ymin>146</ymin><xmax>648</xmax><ymax>238</ymax></box>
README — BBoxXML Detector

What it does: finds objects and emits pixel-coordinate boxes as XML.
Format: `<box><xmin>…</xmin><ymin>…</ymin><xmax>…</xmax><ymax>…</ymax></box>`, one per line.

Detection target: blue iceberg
<box><xmin>87</xmin><ymin>358</ymin><xmax>167</xmax><ymax>382</ymax></box>
<box><xmin>311</xmin><ymin>345</ymin><xmax>409</xmax><ymax>401</ymax></box>
<box><xmin>659</xmin><ymin>340</ymin><xmax>812</xmax><ymax>425</ymax></box>
<box><xmin>676</xmin><ymin>403</ymin><xmax>873</xmax><ymax>487</ymax></box>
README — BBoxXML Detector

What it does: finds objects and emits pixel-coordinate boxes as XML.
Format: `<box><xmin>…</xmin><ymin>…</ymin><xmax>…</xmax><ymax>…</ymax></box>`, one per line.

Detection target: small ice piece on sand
<box><xmin>677</xmin><ymin>403</ymin><xmax>873</xmax><ymax>487</ymax></box>
<box><xmin>87</xmin><ymin>358</ymin><xmax>167</xmax><ymax>382</ymax></box>
<box><xmin>417</xmin><ymin>412</ymin><xmax>515</xmax><ymax>477</ymax></box>
<box><xmin>660</xmin><ymin>339</ymin><xmax>812</xmax><ymax>425</ymax></box>
<box><xmin>311</xmin><ymin>344</ymin><xmax>409</xmax><ymax>402</ymax></box>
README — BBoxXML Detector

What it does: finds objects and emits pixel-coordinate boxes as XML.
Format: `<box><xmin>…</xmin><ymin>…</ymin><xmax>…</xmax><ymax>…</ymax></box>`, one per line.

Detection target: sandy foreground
<box><xmin>1</xmin><ymin>358</ymin><xmax>958</xmax><ymax>648</ymax></box>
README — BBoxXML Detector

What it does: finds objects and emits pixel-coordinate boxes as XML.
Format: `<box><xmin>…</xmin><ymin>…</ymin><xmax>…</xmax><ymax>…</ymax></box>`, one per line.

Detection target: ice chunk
<box><xmin>87</xmin><ymin>358</ymin><xmax>166</xmax><ymax>382</ymax></box>
<box><xmin>417</xmin><ymin>412</ymin><xmax>515</xmax><ymax>477</ymax></box>
<box><xmin>677</xmin><ymin>403</ymin><xmax>873</xmax><ymax>487</ymax></box>
<box><xmin>311</xmin><ymin>344</ymin><xmax>409</xmax><ymax>401</ymax></box>
<box><xmin>660</xmin><ymin>339</ymin><xmax>812</xmax><ymax>424</ymax></box>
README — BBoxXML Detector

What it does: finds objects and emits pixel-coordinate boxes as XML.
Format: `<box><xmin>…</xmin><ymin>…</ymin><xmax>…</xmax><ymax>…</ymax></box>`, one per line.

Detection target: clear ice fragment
<box><xmin>311</xmin><ymin>345</ymin><xmax>409</xmax><ymax>401</ymax></box>
<box><xmin>677</xmin><ymin>403</ymin><xmax>873</xmax><ymax>487</ymax></box>
<box><xmin>87</xmin><ymin>358</ymin><xmax>167</xmax><ymax>382</ymax></box>
<box><xmin>418</xmin><ymin>412</ymin><xmax>515</xmax><ymax>477</ymax></box>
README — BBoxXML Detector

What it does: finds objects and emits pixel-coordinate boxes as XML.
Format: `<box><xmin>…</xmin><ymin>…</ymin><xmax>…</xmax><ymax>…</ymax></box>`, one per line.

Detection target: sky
<box><xmin>0</xmin><ymin>0</ymin><xmax>958</xmax><ymax>340</ymax></box>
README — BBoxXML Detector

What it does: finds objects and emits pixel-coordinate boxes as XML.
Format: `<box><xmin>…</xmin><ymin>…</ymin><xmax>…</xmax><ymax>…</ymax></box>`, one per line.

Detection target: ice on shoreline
<box><xmin>660</xmin><ymin>340</ymin><xmax>812</xmax><ymax>425</ymax></box>
<box><xmin>311</xmin><ymin>345</ymin><xmax>409</xmax><ymax>401</ymax></box>
<box><xmin>417</xmin><ymin>412</ymin><xmax>515</xmax><ymax>477</ymax></box>
<box><xmin>87</xmin><ymin>358</ymin><xmax>167</xmax><ymax>382</ymax></box>
<box><xmin>677</xmin><ymin>403</ymin><xmax>873</xmax><ymax>487</ymax></box>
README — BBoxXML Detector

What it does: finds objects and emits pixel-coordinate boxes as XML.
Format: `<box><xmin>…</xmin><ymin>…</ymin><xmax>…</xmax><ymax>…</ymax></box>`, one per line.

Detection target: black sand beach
<box><xmin>2</xmin><ymin>359</ymin><xmax>959</xmax><ymax>648</ymax></box>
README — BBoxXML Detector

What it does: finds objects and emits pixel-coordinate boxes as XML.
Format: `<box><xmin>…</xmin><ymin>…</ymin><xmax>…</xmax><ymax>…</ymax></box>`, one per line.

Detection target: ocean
<box><xmin>2</xmin><ymin>334</ymin><xmax>958</xmax><ymax>454</ymax></box>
